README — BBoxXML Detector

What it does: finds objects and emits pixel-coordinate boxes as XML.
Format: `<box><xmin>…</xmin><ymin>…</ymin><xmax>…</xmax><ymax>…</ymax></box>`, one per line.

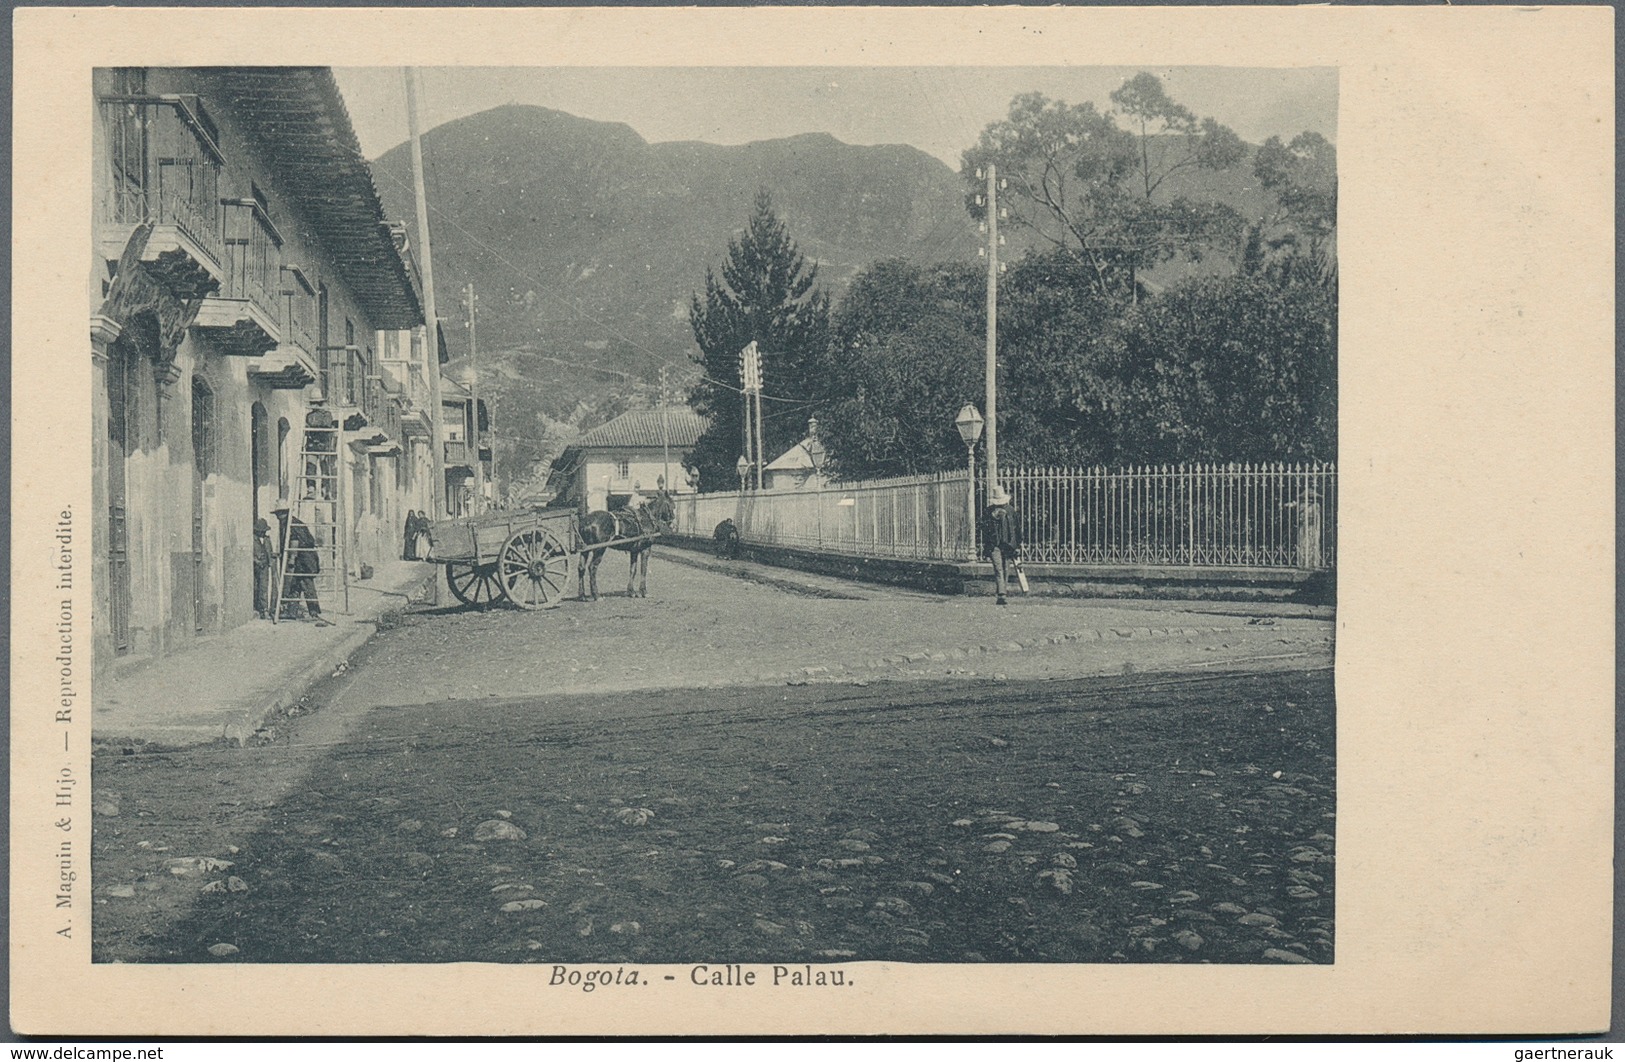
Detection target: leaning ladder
<box><xmin>272</xmin><ymin>414</ymin><xmax>349</xmax><ymax>620</ymax></box>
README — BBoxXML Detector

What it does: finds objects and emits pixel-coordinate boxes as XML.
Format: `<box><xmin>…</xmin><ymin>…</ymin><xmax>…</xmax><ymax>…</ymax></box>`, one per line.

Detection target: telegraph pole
<box><xmin>739</xmin><ymin>342</ymin><xmax>758</xmax><ymax>491</ymax></box>
<box><xmin>659</xmin><ymin>364</ymin><xmax>671</xmax><ymax>493</ymax></box>
<box><xmin>404</xmin><ymin>68</ymin><xmax>445</xmax><ymax>520</ymax></box>
<box><xmin>466</xmin><ymin>281</ymin><xmax>483</xmax><ymax>516</ymax></box>
<box><xmin>984</xmin><ymin>163</ymin><xmax>1000</xmax><ymax>499</ymax></box>
<box><xmin>754</xmin><ymin>352</ymin><xmax>765</xmax><ymax>491</ymax></box>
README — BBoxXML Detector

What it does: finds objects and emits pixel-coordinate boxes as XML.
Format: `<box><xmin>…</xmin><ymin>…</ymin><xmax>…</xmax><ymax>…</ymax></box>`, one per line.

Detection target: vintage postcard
<box><xmin>9</xmin><ymin>5</ymin><xmax>1613</xmax><ymax>1037</ymax></box>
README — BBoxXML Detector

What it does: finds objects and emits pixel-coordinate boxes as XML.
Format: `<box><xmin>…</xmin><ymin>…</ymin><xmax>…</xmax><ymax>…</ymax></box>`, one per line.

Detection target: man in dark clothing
<box><xmin>273</xmin><ymin>497</ymin><xmax>332</xmax><ymax>626</ymax></box>
<box><xmin>252</xmin><ymin>517</ymin><xmax>275</xmax><ymax>618</ymax></box>
<box><xmin>982</xmin><ymin>485</ymin><xmax>1020</xmax><ymax>605</ymax></box>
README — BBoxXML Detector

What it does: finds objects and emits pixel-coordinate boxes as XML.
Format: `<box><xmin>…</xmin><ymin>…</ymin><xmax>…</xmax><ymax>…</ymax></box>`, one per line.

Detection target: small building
<box><xmin>441</xmin><ymin>376</ymin><xmax>493</xmax><ymax>516</ymax></box>
<box><xmin>762</xmin><ymin>418</ymin><xmax>829</xmax><ymax>491</ymax></box>
<box><xmin>90</xmin><ymin>67</ymin><xmax>425</xmax><ymax>677</ymax></box>
<box><xmin>548</xmin><ymin>408</ymin><xmax>705</xmax><ymax>512</ymax></box>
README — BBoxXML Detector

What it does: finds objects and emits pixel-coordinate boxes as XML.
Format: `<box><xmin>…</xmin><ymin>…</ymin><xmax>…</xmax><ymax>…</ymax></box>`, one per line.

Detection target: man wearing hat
<box><xmin>252</xmin><ymin>516</ymin><xmax>276</xmax><ymax>619</ymax></box>
<box><xmin>272</xmin><ymin>496</ymin><xmax>331</xmax><ymax>625</ymax></box>
<box><xmin>981</xmin><ymin>484</ymin><xmax>1021</xmax><ymax>606</ymax></box>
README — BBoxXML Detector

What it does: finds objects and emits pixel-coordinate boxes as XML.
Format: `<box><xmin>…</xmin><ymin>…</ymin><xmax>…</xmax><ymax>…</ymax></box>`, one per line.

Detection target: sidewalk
<box><xmin>657</xmin><ymin>543</ymin><xmax>1334</xmax><ymax>619</ymax></box>
<box><xmin>93</xmin><ymin>559</ymin><xmax>439</xmax><ymax>749</ymax></box>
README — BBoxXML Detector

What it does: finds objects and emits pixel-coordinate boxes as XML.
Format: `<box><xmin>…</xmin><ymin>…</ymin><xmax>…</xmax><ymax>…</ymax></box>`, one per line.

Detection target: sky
<box><xmin>334</xmin><ymin>66</ymin><xmax>1337</xmax><ymax>165</ymax></box>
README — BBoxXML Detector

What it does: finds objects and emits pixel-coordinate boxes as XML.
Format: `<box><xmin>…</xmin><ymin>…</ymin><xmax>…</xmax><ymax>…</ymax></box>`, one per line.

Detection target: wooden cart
<box><xmin>424</xmin><ymin>508</ymin><xmax>580</xmax><ymax>610</ymax></box>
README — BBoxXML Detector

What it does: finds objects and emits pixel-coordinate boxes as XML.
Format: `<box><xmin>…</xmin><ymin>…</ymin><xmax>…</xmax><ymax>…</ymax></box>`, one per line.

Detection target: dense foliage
<box><xmin>686</xmin><ymin>190</ymin><xmax>831</xmax><ymax>490</ymax></box>
<box><xmin>688</xmin><ymin>75</ymin><xmax>1337</xmax><ymax>486</ymax></box>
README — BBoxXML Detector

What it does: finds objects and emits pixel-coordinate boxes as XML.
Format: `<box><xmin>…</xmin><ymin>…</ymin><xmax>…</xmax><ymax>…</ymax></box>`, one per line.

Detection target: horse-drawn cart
<box><xmin>425</xmin><ymin>508</ymin><xmax>579</xmax><ymax>610</ymax></box>
<box><xmin>424</xmin><ymin>501</ymin><xmax>670</xmax><ymax>609</ymax></box>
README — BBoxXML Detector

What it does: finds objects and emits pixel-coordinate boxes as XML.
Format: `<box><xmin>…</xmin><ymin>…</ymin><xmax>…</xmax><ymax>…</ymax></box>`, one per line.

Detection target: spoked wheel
<box><xmin>498</xmin><ymin>528</ymin><xmax>571</xmax><ymax>610</ymax></box>
<box><xmin>445</xmin><ymin>561</ymin><xmax>507</xmax><ymax>608</ymax></box>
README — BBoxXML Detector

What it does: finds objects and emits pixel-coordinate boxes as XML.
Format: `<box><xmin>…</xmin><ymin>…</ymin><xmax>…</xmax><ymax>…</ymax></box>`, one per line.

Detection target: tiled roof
<box><xmin>571</xmin><ymin>409</ymin><xmax>706</xmax><ymax>451</ymax></box>
<box><xmin>202</xmin><ymin>67</ymin><xmax>423</xmax><ymax>330</ymax></box>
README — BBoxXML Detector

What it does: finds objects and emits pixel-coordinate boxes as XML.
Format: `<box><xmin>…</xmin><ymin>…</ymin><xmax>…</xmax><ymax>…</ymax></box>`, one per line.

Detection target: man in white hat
<box><xmin>981</xmin><ymin>484</ymin><xmax>1021</xmax><ymax>605</ymax></box>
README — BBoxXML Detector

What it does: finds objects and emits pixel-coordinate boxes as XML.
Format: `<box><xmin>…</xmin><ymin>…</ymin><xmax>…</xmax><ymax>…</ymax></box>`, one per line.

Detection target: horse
<box><xmin>577</xmin><ymin>492</ymin><xmax>675</xmax><ymax>600</ymax></box>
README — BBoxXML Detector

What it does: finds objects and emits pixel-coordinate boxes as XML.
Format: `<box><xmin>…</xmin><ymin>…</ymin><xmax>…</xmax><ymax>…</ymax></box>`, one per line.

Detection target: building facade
<box><xmin>440</xmin><ymin>377</ymin><xmax>493</xmax><ymax>515</ymax></box>
<box><xmin>548</xmin><ymin>409</ymin><xmax>705</xmax><ymax>512</ymax></box>
<box><xmin>90</xmin><ymin>67</ymin><xmax>426</xmax><ymax>679</ymax></box>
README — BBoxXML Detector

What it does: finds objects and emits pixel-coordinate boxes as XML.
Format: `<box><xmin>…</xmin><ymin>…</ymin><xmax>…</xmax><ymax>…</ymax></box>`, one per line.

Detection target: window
<box><xmin>616</xmin><ymin>458</ymin><xmax>631</xmax><ymax>480</ymax></box>
<box><xmin>190</xmin><ymin>377</ymin><xmax>215</xmax><ymax>475</ymax></box>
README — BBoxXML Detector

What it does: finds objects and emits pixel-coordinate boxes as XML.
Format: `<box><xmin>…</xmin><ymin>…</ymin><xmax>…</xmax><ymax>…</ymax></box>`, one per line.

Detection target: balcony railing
<box><xmin>99</xmin><ymin>94</ymin><xmax>226</xmax><ymax>274</ymax></box>
<box><xmin>444</xmin><ymin>440</ymin><xmax>470</xmax><ymax>467</ymax></box>
<box><xmin>281</xmin><ymin>268</ymin><xmax>317</xmax><ymax>358</ymax></box>
<box><xmin>221</xmin><ymin>199</ymin><xmax>282</xmax><ymax>325</ymax></box>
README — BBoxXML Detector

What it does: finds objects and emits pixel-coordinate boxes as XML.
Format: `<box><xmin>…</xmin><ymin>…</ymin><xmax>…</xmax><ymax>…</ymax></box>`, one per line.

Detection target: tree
<box><xmin>995</xmin><ymin>250</ymin><xmax>1123</xmax><ymax>466</ymax></box>
<box><xmin>1092</xmin><ymin>274</ymin><xmax>1336</xmax><ymax>463</ymax></box>
<box><xmin>962</xmin><ymin>75</ymin><xmax>1246</xmax><ymax>302</ymax></box>
<box><xmin>1246</xmin><ymin>131</ymin><xmax>1337</xmax><ymax>286</ymax></box>
<box><xmin>686</xmin><ymin>190</ymin><xmax>830</xmax><ymax>490</ymax></box>
<box><xmin>816</xmin><ymin>259</ymin><xmax>983</xmax><ymax>478</ymax></box>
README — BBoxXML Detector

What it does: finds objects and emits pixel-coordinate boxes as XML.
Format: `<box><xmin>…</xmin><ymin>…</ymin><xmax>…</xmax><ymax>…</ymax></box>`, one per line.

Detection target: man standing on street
<box><xmin>273</xmin><ymin>496</ymin><xmax>333</xmax><ymax>626</ymax></box>
<box><xmin>252</xmin><ymin>517</ymin><xmax>275</xmax><ymax>619</ymax></box>
<box><xmin>982</xmin><ymin>485</ymin><xmax>1020</xmax><ymax>606</ymax></box>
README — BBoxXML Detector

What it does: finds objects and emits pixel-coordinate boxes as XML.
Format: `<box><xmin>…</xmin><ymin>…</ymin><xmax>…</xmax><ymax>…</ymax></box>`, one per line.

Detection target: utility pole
<box><xmin>754</xmin><ymin>353</ymin><xmax>765</xmax><ymax>492</ymax></box>
<box><xmin>739</xmin><ymin>342</ymin><xmax>757</xmax><ymax>491</ymax></box>
<box><xmin>404</xmin><ymin>68</ymin><xmax>446</xmax><ymax>521</ymax></box>
<box><xmin>659</xmin><ymin>364</ymin><xmax>671</xmax><ymax>493</ymax></box>
<box><xmin>466</xmin><ymin>281</ymin><xmax>483</xmax><ymax>516</ymax></box>
<box><xmin>983</xmin><ymin>163</ymin><xmax>1001</xmax><ymax>500</ymax></box>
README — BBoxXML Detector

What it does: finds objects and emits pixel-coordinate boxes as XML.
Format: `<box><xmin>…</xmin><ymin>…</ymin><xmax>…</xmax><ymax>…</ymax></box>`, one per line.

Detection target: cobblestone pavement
<box><xmin>331</xmin><ymin>552</ymin><xmax>1334</xmax><ymax>708</ymax></box>
<box><xmin>90</xmin><ymin>558</ymin><xmax>1334</xmax><ymax>965</ymax></box>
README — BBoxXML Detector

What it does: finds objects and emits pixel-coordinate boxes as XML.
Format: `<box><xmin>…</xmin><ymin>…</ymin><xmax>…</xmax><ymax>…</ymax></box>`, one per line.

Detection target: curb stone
<box><xmin>223</xmin><ymin>569</ymin><xmax>436</xmax><ymax>747</ymax></box>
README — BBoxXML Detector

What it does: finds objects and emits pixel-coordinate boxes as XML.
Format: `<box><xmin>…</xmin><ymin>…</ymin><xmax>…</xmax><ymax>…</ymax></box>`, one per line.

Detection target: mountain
<box><xmin>372</xmin><ymin>106</ymin><xmax>981</xmax><ymax>487</ymax></box>
<box><xmin>373</xmin><ymin>106</ymin><xmax>1286</xmax><ymax>492</ymax></box>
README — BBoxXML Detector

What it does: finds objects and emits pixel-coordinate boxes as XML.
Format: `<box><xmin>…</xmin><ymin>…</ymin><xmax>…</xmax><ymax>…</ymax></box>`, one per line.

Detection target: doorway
<box><xmin>190</xmin><ymin>377</ymin><xmax>215</xmax><ymax>633</ymax></box>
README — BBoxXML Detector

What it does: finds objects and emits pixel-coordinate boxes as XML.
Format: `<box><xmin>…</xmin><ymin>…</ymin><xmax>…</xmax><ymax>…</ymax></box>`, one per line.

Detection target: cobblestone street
<box><xmin>91</xmin><ymin>554</ymin><xmax>1334</xmax><ymax>965</ymax></box>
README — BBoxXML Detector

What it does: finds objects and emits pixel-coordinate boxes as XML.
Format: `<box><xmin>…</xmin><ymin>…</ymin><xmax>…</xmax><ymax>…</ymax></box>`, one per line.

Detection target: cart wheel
<box><xmin>446</xmin><ymin>561</ymin><xmax>506</xmax><ymax>608</ymax></box>
<box><xmin>498</xmin><ymin>527</ymin><xmax>571</xmax><ymax>610</ymax></box>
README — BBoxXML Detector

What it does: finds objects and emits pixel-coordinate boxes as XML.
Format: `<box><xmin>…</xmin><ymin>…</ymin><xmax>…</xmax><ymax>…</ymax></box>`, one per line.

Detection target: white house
<box><xmin>549</xmin><ymin>408</ymin><xmax>704</xmax><ymax>512</ymax></box>
<box><xmin>763</xmin><ymin>418</ymin><xmax>829</xmax><ymax>491</ymax></box>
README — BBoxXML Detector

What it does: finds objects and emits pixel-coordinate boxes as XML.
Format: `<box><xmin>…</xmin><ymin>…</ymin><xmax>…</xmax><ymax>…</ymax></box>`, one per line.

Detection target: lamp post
<box><xmin>955</xmin><ymin>404</ymin><xmax>985</xmax><ymax>561</ymax></box>
<box><xmin>805</xmin><ymin>417</ymin><xmax>826</xmax><ymax>547</ymax></box>
<box><xmin>736</xmin><ymin>454</ymin><xmax>750</xmax><ymax>494</ymax></box>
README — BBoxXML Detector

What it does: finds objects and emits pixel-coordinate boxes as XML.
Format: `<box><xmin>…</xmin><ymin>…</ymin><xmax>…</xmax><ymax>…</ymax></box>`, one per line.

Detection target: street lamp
<box><xmin>736</xmin><ymin>454</ymin><xmax>750</xmax><ymax>493</ymax></box>
<box><xmin>955</xmin><ymin>405</ymin><xmax>985</xmax><ymax>560</ymax></box>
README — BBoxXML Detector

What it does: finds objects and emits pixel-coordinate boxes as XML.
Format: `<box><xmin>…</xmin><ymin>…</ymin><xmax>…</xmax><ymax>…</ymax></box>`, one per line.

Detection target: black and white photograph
<box><xmin>10</xmin><ymin>5</ymin><xmax>1612</xmax><ymax>1038</ymax></box>
<box><xmin>83</xmin><ymin>61</ymin><xmax>1339</xmax><ymax>968</ymax></box>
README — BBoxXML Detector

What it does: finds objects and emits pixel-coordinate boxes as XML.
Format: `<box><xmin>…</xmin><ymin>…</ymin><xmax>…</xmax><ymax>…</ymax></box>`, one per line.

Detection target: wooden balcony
<box><xmin>98</xmin><ymin>95</ymin><xmax>226</xmax><ymax>300</ymax></box>
<box><xmin>193</xmin><ymin>199</ymin><xmax>282</xmax><ymax>357</ymax></box>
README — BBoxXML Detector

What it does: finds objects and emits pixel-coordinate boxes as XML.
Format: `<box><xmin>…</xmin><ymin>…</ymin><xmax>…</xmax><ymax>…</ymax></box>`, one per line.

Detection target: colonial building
<box><xmin>90</xmin><ymin>67</ymin><xmax>426</xmax><ymax>678</ymax></box>
<box><xmin>548</xmin><ymin>408</ymin><xmax>705</xmax><ymax>512</ymax></box>
<box><xmin>440</xmin><ymin>377</ymin><xmax>494</xmax><ymax>515</ymax></box>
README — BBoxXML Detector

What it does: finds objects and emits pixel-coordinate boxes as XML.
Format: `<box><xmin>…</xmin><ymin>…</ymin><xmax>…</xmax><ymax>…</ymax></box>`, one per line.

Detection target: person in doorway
<box><xmin>403</xmin><ymin>510</ymin><xmax>419</xmax><ymax>560</ymax></box>
<box><xmin>272</xmin><ymin>496</ymin><xmax>332</xmax><ymax>626</ymax></box>
<box><xmin>252</xmin><ymin>517</ymin><xmax>276</xmax><ymax>619</ymax></box>
<box><xmin>981</xmin><ymin>485</ymin><xmax>1021</xmax><ymax>606</ymax></box>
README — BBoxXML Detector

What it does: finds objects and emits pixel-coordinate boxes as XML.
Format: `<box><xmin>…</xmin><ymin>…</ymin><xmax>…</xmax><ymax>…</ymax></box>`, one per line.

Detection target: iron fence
<box><xmin>1004</xmin><ymin>462</ymin><xmax>1335</xmax><ymax>569</ymax></box>
<box><xmin>672</xmin><ymin>462</ymin><xmax>1336</xmax><ymax>571</ymax></box>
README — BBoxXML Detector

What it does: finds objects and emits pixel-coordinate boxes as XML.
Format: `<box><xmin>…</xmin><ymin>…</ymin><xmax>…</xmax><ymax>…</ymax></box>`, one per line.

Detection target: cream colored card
<box><xmin>11</xmin><ymin>5</ymin><xmax>1613</xmax><ymax>1037</ymax></box>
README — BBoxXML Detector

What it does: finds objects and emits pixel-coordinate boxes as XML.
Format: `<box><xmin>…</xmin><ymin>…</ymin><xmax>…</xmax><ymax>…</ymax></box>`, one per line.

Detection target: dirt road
<box><xmin>91</xmin><ymin>558</ymin><xmax>1334</xmax><ymax>965</ymax></box>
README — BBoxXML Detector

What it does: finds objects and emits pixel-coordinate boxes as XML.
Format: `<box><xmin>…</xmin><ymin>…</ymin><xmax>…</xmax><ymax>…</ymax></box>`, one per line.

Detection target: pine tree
<box><xmin>687</xmin><ymin>190</ymin><xmax>830</xmax><ymax>491</ymax></box>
